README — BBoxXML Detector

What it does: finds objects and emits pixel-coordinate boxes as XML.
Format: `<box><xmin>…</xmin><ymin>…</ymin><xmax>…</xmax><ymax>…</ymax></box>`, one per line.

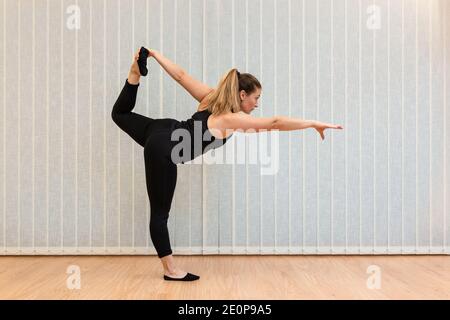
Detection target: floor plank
<box><xmin>0</xmin><ymin>256</ymin><xmax>448</xmax><ymax>299</ymax></box>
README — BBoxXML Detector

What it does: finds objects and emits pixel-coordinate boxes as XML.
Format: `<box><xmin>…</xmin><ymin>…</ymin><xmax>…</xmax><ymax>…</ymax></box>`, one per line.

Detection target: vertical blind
<box><xmin>0</xmin><ymin>0</ymin><xmax>449</xmax><ymax>255</ymax></box>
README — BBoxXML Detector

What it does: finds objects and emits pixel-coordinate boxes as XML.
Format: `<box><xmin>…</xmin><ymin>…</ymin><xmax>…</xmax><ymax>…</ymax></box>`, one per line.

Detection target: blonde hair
<box><xmin>199</xmin><ymin>68</ymin><xmax>261</xmax><ymax>115</ymax></box>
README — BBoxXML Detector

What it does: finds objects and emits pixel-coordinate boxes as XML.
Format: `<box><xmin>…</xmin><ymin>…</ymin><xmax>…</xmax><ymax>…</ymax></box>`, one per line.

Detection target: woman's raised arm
<box><xmin>149</xmin><ymin>48</ymin><xmax>213</xmax><ymax>102</ymax></box>
<box><xmin>149</xmin><ymin>49</ymin><xmax>185</xmax><ymax>81</ymax></box>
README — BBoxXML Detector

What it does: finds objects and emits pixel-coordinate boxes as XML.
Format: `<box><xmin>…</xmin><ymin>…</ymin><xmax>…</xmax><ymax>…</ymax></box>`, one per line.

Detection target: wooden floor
<box><xmin>0</xmin><ymin>255</ymin><xmax>449</xmax><ymax>299</ymax></box>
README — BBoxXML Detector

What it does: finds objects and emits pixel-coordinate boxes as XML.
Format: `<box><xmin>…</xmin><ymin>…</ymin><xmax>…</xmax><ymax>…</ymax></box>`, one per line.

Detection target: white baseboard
<box><xmin>1</xmin><ymin>246</ymin><xmax>448</xmax><ymax>255</ymax></box>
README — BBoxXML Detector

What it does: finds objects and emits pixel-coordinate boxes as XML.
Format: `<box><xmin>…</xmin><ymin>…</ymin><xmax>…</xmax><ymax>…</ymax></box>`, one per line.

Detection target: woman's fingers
<box><xmin>133</xmin><ymin>47</ymin><xmax>153</xmax><ymax>59</ymax></box>
<box><xmin>325</xmin><ymin>123</ymin><xmax>343</xmax><ymax>129</ymax></box>
<box><xmin>313</xmin><ymin>122</ymin><xmax>343</xmax><ymax>141</ymax></box>
<box><xmin>145</xmin><ymin>47</ymin><xmax>154</xmax><ymax>57</ymax></box>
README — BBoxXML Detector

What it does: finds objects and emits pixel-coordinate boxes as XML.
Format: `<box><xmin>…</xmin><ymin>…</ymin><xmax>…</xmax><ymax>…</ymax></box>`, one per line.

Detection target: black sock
<box><xmin>137</xmin><ymin>46</ymin><xmax>149</xmax><ymax>76</ymax></box>
<box><xmin>163</xmin><ymin>272</ymin><xmax>200</xmax><ymax>281</ymax></box>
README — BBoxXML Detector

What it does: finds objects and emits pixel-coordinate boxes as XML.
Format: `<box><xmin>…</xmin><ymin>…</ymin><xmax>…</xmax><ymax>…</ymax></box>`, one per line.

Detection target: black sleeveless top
<box><xmin>173</xmin><ymin>109</ymin><xmax>233</xmax><ymax>164</ymax></box>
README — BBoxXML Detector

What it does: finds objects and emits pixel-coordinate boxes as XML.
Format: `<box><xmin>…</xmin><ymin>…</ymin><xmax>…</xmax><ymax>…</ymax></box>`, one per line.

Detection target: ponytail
<box><xmin>199</xmin><ymin>68</ymin><xmax>261</xmax><ymax>115</ymax></box>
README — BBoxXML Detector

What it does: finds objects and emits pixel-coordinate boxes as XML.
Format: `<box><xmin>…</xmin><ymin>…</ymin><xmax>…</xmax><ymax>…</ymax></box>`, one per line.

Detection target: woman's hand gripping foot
<box><xmin>127</xmin><ymin>47</ymin><xmax>152</xmax><ymax>85</ymax></box>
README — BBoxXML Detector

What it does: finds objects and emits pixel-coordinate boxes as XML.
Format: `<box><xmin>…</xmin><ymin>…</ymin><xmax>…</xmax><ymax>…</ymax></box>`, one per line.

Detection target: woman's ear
<box><xmin>239</xmin><ymin>90</ymin><xmax>246</xmax><ymax>101</ymax></box>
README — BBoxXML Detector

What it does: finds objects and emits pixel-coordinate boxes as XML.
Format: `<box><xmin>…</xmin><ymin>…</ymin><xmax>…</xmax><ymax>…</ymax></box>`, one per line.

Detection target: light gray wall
<box><xmin>0</xmin><ymin>0</ymin><xmax>449</xmax><ymax>255</ymax></box>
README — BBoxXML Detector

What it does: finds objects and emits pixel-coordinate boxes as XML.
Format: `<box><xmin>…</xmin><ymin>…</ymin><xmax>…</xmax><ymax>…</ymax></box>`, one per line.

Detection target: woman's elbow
<box><xmin>271</xmin><ymin>116</ymin><xmax>281</xmax><ymax>130</ymax></box>
<box><xmin>175</xmin><ymin>69</ymin><xmax>185</xmax><ymax>83</ymax></box>
<box><xmin>254</xmin><ymin>116</ymin><xmax>278</xmax><ymax>132</ymax></box>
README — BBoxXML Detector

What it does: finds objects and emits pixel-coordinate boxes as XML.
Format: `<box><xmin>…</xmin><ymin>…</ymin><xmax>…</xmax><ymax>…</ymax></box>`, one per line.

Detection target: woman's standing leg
<box><xmin>144</xmin><ymin>141</ymin><xmax>177</xmax><ymax>259</ymax></box>
<box><xmin>144</xmin><ymin>135</ymin><xmax>198</xmax><ymax>280</ymax></box>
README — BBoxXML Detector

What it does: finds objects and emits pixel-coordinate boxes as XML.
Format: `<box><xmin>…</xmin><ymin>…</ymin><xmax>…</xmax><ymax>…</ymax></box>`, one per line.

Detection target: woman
<box><xmin>111</xmin><ymin>47</ymin><xmax>343</xmax><ymax>282</ymax></box>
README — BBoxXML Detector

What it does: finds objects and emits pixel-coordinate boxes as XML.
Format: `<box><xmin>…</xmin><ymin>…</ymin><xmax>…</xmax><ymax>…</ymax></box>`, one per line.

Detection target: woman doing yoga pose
<box><xmin>111</xmin><ymin>47</ymin><xmax>343</xmax><ymax>281</ymax></box>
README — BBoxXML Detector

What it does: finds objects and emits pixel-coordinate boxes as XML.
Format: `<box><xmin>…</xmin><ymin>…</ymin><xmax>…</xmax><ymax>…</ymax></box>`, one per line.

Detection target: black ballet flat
<box><xmin>137</xmin><ymin>46</ymin><xmax>149</xmax><ymax>76</ymax></box>
<box><xmin>163</xmin><ymin>272</ymin><xmax>200</xmax><ymax>281</ymax></box>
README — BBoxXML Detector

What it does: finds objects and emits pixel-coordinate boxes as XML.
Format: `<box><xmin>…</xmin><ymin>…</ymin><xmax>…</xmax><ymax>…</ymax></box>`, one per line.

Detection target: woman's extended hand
<box><xmin>313</xmin><ymin>121</ymin><xmax>344</xmax><ymax>140</ymax></box>
<box><xmin>144</xmin><ymin>47</ymin><xmax>156</xmax><ymax>58</ymax></box>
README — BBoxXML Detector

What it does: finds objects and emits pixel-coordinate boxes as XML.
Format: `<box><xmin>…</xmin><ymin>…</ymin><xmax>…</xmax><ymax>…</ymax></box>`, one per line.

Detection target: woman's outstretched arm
<box><xmin>274</xmin><ymin>116</ymin><xmax>343</xmax><ymax>140</ymax></box>
<box><xmin>221</xmin><ymin>113</ymin><xmax>343</xmax><ymax>140</ymax></box>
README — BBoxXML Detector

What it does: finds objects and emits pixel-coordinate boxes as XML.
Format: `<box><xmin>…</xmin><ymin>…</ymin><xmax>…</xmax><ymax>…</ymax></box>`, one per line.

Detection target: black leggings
<box><xmin>111</xmin><ymin>79</ymin><xmax>177</xmax><ymax>258</ymax></box>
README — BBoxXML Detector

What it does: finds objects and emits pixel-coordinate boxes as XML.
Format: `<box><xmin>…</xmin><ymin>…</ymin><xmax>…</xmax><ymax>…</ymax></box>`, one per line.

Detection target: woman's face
<box><xmin>239</xmin><ymin>88</ymin><xmax>261</xmax><ymax>114</ymax></box>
